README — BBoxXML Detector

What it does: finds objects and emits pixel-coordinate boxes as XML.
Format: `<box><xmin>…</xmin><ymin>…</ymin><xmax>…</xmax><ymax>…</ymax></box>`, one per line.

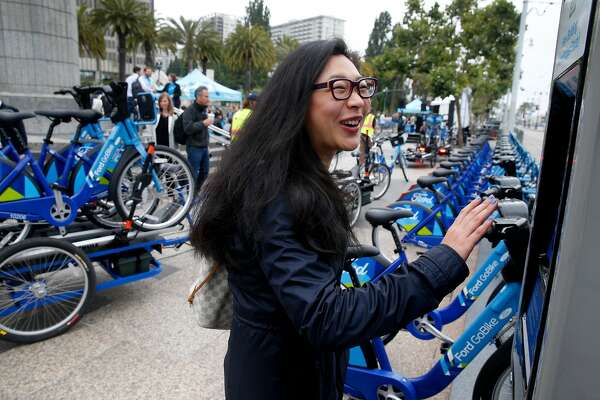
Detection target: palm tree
<box><xmin>274</xmin><ymin>35</ymin><xmax>299</xmax><ymax>63</ymax></box>
<box><xmin>129</xmin><ymin>13</ymin><xmax>174</xmax><ymax>73</ymax></box>
<box><xmin>77</xmin><ymin>5</ymin><xmax>106</xmax><ymax>82</ymax></box>
<box><xmin>91</xmin><ymin>0</ymin><xmax>150</xmax><ymax>81</ymax></box>
<box><xmin>225</xmin><ymin>24</ymin><xmax>275</xmax><ymax>91</ymax></box>
<box><xmin>164</xmin><ymin>17</ymin><xmax>201</xmax><ymax>72</ymax></box>
<box><xmin>134</xmin><ymin>12</ymin><xmax>162</xmax><ymax>67</ymax></box>
<box><xmin>195</xmin><ymin>21</ymin><xmax>221</xmax><ymax>74</ymax></box>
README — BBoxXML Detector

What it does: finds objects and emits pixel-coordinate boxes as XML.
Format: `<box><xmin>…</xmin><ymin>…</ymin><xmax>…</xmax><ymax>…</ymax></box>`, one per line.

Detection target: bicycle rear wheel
<box><xmin>342</xmin><ymin>180</ymin><xmax>362</xmax><ymax>227</ymax></box>
<box><xmin>0</xmin><ymin>238</ymin><xmax>95</xmax><ymax>343</ymax></box>
<box><xmin>472</xmin><ymin>337</ymin><xmax>513</xmax><ymax>400</ymax></box>
<box><xmin>369</xmin><ymin>163</ymin><xmax>391</xmax><ymax>200</ymax></box>
<box><xmin>110</xmin><ymin>146</ymin><xmax>195</xmax><ymax>230</ymax></box>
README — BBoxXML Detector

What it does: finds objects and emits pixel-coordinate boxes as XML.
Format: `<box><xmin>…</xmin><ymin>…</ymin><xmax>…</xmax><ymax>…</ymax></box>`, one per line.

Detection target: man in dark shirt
<box><xmin>182</xmin><ymin>86</ymin><xmax>213</xmax><ymax>187</ymax></box>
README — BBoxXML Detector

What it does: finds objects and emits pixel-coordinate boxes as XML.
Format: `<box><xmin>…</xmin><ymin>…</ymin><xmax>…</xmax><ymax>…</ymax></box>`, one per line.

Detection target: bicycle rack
<box><xmin>28</xmin><ymin>223</ymin><xmax>190</xmax><ymax>293</ymax></box>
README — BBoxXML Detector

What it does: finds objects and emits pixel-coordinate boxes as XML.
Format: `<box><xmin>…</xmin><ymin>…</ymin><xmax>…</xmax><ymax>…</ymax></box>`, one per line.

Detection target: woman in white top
<box><xmin>153</xmin><ymin>92</ymin><xmax>180</xmax><ymax>147</ymax></box>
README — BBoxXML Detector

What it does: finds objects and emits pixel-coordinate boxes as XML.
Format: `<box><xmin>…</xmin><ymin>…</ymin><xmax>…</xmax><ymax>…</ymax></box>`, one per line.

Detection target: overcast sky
<box><xmin>154</xmin><ymin>0</ymin><xmax>562</xmax><ymax>113</ymax></box>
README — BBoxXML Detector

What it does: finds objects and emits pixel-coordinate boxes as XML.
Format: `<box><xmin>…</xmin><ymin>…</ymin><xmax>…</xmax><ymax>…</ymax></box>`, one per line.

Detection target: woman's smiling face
<box><xmin>306</xmin><ymin>55</ymin><xmax>371</xmax><ymax>165</ymax></box>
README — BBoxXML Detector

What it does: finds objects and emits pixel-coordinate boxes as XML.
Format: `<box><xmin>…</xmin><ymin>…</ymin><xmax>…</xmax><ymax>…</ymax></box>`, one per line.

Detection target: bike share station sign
<box><xmin>513</xmin><ymin>0</ymin><xmax>600</xmax><ymax>398</ymax></box>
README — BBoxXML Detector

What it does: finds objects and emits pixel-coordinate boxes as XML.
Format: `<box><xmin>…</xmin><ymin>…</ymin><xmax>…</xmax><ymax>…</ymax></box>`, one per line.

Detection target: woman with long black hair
<box><xmin>191</xmin><ymin>39</ymin><xmax>496</xmax><ymax>400</ymax></box>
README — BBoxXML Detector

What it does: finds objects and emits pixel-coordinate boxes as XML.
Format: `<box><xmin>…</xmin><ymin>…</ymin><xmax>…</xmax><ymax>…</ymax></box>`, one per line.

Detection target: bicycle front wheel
<box><xmin>110</xmin><ymin>146</ymin><xmax>195</xmax><ymax>230</ymax></box>
<box><xmin>0</xmin><ymin>238</ymin><xmax>95</xmax><ymax>343</ymax></box>
<box><xmin>369</xmin><ymin>163</ymin><xmax>391</xmax><ymax>200</ymax></box>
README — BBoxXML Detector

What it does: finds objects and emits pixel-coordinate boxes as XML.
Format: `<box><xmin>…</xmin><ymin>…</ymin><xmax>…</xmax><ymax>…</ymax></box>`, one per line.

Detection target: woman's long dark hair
<box><xmin>191</xmin><ymin>39</ymin><xmax>356</xmax><ymax>268</ymax></box>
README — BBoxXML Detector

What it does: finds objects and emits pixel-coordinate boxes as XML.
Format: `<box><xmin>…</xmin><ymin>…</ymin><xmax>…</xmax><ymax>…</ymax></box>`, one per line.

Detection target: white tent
<box><xmin>460</xmin><ymin>88</ymin><xmax>472</xmax><ymax>128</ymax></box>
<box><xmin>176</xmin><ymin>69</ymin><xmax>242</xmax><ymax>102</ymax></box>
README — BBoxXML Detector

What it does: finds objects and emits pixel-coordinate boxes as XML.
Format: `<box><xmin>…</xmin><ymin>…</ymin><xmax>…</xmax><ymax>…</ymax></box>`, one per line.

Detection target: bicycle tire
<box><xmin>342</xmin><ymin>180</ymin><xmax>362</xmax><ymax>227</ymax></box>
<box><xmin>369</xmin><ymin>163</ymin><xmax>391</xmax><ymax>200</ymax></box>
<box><xmin>0</xmin><ymin>238</ymin><xmax>96</xmax><ymax>343</ymax></box>
<box><xmin>329</xmin><ymin>152</ymin><xmax>340</xmax><ymax>173</ymax></box>
<box><xmin>399</xmin><ymin>155</ymin><xmax>409</xmax><ymax>182</ymax></box>
<box><xmin>472</xmin><ymin>336</ymin><xmax>513</xmax><ymax>400</ymax></box>
<box><xmin>109</xmin><ymin>145</ymin><xmax>195</xmax><ymax>230</ymax></box>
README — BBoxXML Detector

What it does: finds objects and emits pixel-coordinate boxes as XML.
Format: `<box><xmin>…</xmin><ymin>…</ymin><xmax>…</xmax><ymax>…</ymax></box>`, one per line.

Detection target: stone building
<box><xmin>0</xmin><ymin>0</ymin><xmax>81</xmax><ymax>135</ymax></box>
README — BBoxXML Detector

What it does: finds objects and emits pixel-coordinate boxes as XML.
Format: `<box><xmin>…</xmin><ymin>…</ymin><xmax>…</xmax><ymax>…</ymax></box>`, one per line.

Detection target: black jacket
<box><xmin>182</xmin><ymin>102</ymin><xmax>209</xmax><ymax>147</ymax></box>
<box><xmin>159</xmin><ymin>82</ymin><xmax>181</xmax><ymax>107</ymax></box>
<box><xmin>224</xmin><ymin>196</ymin><xmax>468</xmax><ymax>400</ymax></box>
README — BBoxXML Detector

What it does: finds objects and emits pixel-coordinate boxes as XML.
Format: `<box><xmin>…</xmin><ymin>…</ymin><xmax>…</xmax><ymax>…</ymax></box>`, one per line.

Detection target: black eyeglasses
<box><xmin>312</xmin><ymin>77</ymin><xmax>378</xmax><ymax>100</ymax></box>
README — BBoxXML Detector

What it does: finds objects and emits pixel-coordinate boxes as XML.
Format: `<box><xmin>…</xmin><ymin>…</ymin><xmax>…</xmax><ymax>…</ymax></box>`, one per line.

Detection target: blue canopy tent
<box><xmin>176</xmin><ymin>69</ymin><xmax>242</xmax><ymax>102</ymax></box>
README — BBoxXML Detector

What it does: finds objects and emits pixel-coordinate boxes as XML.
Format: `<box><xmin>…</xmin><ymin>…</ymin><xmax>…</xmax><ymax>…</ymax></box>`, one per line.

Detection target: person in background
<box><xmin>230</xmin><ymin>93</ymin><xmax>257</xmax><ymax>141</ymax></box>
<box><xmin>160</xmin><ymin>73</ymin><xmax>182</xmax><ymax>108</ymax></box>
<box><xmin>213</xmin><ymin>108</ymin><xmax>224</xmax><ymax>129</ymax></box>
<box><xmin>139</xmin><ymin>67</ymin><xmax>156</xmax><ymax>94</ymax></box>
<box><xmin>182</xmin><ymin>86</ymin><xmax>213</xmax><ymax>187</ymax></box>
<box><xmin>125</xmin><ymin>66</ymin><xmax>142</xmax><ymax>112</ymax></box>
<box><xmin>153</xmin><ymin>92</ymin><xmax>179</xmax><ymax>147</ymax></box>
<box><xmin>359</xmin><ymin>110</ymin><xmax>376</xmax><ymax>172</ymax></box>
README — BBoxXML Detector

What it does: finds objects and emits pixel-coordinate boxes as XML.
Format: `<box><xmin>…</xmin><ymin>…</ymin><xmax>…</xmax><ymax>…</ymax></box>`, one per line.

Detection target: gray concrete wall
<box><xmin>0</xmin><ymin>0</ymin><xmax>80</xmax><ymax>94</ymax></box>
<box><xmin>0</xmin><ymin>92</ymin><xmax>80</xmax><ymax>136</ymax></box>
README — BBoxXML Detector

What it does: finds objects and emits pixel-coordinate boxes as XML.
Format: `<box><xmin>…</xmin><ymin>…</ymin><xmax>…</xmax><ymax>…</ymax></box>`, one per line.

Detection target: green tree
<box><xmin>195</xmin><ymin>22</ymin><xmax>222</xmax><ymax>74</ymax></box>
<box><xmin>245</xmin><ymin>0</ymin><xmax>271</xmax><ymax>32</ymax></box>
<box><xmin>371</xmin><ymin>0</ymin><xmax>518</xmax><ymax>143</ymax></box>
<box><xmin>132</xmin><ymin>13</ymin><xmax>172</xmax><ymax>67</ymax></box>
<box><xmin>91</xmin><ymin>0</ymin><xmax>150</xmax><ymax>81</ymax></box>
<box><xmin>274</xmin><ymin>35</ymin><xmax>299</xmax><ymax>63</ymax></box>
<box><xmin>166</xmin><ymin>57</ymin><xmax>186</xmax><ymax>77</ymax></box>
<box><xmin>366</xmin><ymin>11</ymin><xmax>392</xmax><ymax>58</ymax></box>
<box><xmin>163</xmin><ymin>17</ymin><xmax>202</xmax><ymax>72</ymax></box>
<box><xmin>450</xmin><ymin>0</ymin><xmax>519</xmax><ymax>142</ymax></box>
<box><xmin>77</xmin><ymin>4</ymin><xmax>106</xmax><ymax>82</ymax></box>
<box><xmin>225</xmin><ymin>24</ymin><xmax>275</xmax><ymax>92</ymax></box>
<box><xmin>213</xmin><ymin>62</ymin><xmax>246</xmax><ymax>92</ymax></box>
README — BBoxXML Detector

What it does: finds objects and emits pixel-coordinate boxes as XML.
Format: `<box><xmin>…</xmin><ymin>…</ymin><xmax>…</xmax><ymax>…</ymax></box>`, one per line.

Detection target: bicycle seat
<box><xmin>432</xmin><ymin>168</ymin><xmax>458</xmax><ymax>178</ymax></box>
<box><xmin>498</xmin><ymin>199</ymin><xmax>529</xmax><ymax>219</ymax></box>
<box><xmin>489</xmin><ymin>176</ymin><xmax>521</xmax><ymax>186</ymax></box>
<box><xmin>331</xmin><ymin>170</ymin><xmax>352</xmax><ymax>179</ymax></box>
<box><xmin>0</xmin><ymin>111</ymin><xmax>35</xmax><ymax>125</ymax></box>
<box><xmin>448</xmin><ymin>157</ymin><xmax>469</xmax><ymax>164</ymax></box>
<box><xmin>440</xmin><ymin>161</ymin><xmax>462</xmax><ymax>169</ymax></box>
<box><xmin>453</xmin><ymin>149</ymin><xmax>474</xmax><ymax>156</ymax></box>
<box><xmin>345</xmin><ymin>244</ymin><xmax>380</xmax><ymax>260</ymax></box>
<box><xmin>365</xmin><ymin>207</ymin><xmax>414</xmax><ymax>227</ymax></box>
<box><xmin>417</xmin><ymin>176</ymin><xmax>447</xmax><ymax>189</ymax></box>
<box><xmin>35</xmin><ymin>109</ymin><xmax>103</xmax><ymax>124</ymax></box>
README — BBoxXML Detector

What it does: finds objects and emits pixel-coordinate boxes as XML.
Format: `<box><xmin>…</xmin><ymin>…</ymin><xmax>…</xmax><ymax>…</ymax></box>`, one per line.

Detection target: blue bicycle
<box><xmin>0</xmin><ymin>82</ymin><xmax>195</xmax><ymax>235</ymax></box>
<box><xmin>343</xmin><ymin>216</ymin><xmax>529</xmax><ymax>400</ymax></box>
<box><xmin>359</xmin><ymin>196</ymin><xmax>528</xmax><ymax>343</ymax></box>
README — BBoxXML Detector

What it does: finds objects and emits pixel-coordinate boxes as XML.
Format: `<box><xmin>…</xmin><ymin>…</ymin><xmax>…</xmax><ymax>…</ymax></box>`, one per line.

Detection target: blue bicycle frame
<box><xmin>0</xmin><ymin>117</ymin><xmax>162</xmax><ymax>226</ymax></box>
<box><xmin>344</xmin><ymin>276</ymin><xmax>520</xmax><ymax>400</ymax></box>
<box><xmin>405</xmin><ymin>240</ymin><xmax>509</xmax><ymax>339</ymax></box>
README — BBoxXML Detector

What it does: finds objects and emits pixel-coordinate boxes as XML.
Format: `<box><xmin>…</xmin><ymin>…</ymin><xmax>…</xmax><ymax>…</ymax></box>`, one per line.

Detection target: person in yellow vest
<box><xmin>359</xmin><ymin>112</ymin><xmax>376</xmax><ymax>172</ymax></box>
<box><xmin>231</xmin><ymin>92</ymin><xmax>257</xmax><ymax>141</ymax></box>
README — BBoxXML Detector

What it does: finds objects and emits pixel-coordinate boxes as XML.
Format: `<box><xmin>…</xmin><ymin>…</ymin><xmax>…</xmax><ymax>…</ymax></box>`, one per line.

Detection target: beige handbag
<box><xmin>187</xmin><ymin>262</ymin><xmax>233</xmax><ymax>330</ymax></box>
